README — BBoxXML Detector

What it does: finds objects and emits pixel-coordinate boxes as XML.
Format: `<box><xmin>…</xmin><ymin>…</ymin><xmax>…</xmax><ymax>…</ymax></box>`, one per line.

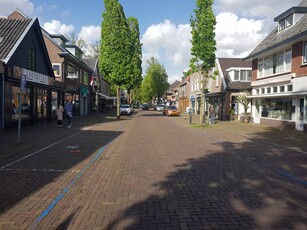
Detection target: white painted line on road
<box><xmin>1</xmin><ymin>168</ymin><xmax>68</xmax><ymax>172</ymax></box>
<box><xmin>0</xmin><ymin>127</ymin><xmax>93</xmax><ymax>170</ymax></box>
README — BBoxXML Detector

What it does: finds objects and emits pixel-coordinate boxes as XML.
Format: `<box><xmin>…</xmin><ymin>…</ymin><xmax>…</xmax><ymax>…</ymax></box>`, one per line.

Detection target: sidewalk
<box><xmin>0</xmin><ymin>110</ymin><xmax>117</xmax><ymax>164</ymax></box>
<box><xmin>179</xmin><ymin>113</ymin><xmax>307</xmax><ymax>152</ymax></box>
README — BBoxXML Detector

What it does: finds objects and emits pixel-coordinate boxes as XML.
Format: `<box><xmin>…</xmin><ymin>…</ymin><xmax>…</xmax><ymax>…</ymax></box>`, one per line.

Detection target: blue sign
<box><xmin>20</xmin><ymin>74</ymin><xmax>26</xmax><ymax>93</ymax></box>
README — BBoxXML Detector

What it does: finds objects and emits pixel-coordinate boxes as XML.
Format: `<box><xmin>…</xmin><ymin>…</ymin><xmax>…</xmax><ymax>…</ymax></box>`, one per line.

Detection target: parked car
<box><xmin>163</xmin><ymin>105</ymin><xmax>180</xmax><ymax>116</ymax></box>
<box><xmin>156</xmin><ymin>104</ymin><xmax>165</xmax><ymax>112</ymax></box>
<box><xmin>120</xmin><ymin>104</ymin><xmax>133</xmax><ymax>115</ymax></box>
<box><xmin>142</xmin><ymin>103</ymin><xmax>150</xmax><ymax>110</ymax></box>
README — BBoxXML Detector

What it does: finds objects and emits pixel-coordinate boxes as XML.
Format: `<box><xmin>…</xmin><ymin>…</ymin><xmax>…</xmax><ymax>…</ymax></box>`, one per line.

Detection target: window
<box><xmin>273</xmin><ymin>86</ymin><xmax>278</xmax><ymax>93</ymax></box>
<box><xmin>256</xmin><ymin>89</ymin><xmax>259</xmax><ymax>95</ymax></box>
<box><xmin>234</xmin><ymin>71</ymin><xmax>239</xmax><ymax>81</ymax></box>
<box><xmin>279</xmin><ymin>14</ymin><xmax>293</xmax><ymax>32</ymax></box>
<box><xmin>287</xmin><ymin>85</ymin><xmax>293</xmax><ymax>92</ymax></box>
<box><xmin>267</xmin><ymin>87</ymin><xmax>271</xmax><ymax>94</ymax></box>
<box><xmin>264</xmin><ymin>56</ymin><xmax>273</xmax><ymax>76</ymax></box>
<box><xmin>240</xmin><ymin>70</ymin><xmax>251</xmax><ymax>81</ymax></box>
<box><xmin>279</xmin><ymin>19</ymin><xmax>285</xmax><ymax>31</ymax></box>
<box><xmin>261</xmin><ymin>88</ymin><xmax>265</xmax><ymax>94</ymax></box>
<box><xmin>303</xmin><ymin>42</ymin><xmax>307</xmax><ymax>63</ymax></box>
<box><xmin>28</xmin><ymin>48</ymin><xmax>36</xmax><ymax>71</ymax></box>
<box><xmin>285</xmin><ymin>49</ymin><xmax>292</xmax><ymax>71</ymax></box>
<box><xmin>258</xmin><ymin>49</ymin><xmax>291</xmax><ymax>77</ymax></box>
<box><xmin>280</xmin><ymin>86</ymin><xmax>285</xmax><ymax>92</ymax></box>
<box><xmin>286</xmin><ymin>14</ymin><xmax>293</xmax><ymax>28</ymax></box>
<box><xmin>261</xmin><ymin>97</ymin><xmax>292</xmax><ymax>120</ymax></box>
<box><xmin>258</xmin><ymin>61</ymin><xmax>263</xmax><ymax>78</ymax></box>
<box><xmin>52</xmin><ymin>64</ymin><xmax>61</xmax><ymax>76</ymax></box>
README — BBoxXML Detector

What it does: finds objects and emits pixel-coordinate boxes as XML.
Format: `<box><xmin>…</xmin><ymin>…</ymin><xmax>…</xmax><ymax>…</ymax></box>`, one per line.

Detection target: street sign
<box><xmin>20</xmin><ymin>74</ymin><xmax>26</xmax><ymax>93</ymax></box>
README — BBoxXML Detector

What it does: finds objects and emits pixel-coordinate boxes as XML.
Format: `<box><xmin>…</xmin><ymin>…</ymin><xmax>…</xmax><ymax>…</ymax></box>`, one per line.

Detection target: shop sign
<box><xmin>13</xmin><ymin>66</ymin><xmax>50</xmax><ymax>85</ymax></box>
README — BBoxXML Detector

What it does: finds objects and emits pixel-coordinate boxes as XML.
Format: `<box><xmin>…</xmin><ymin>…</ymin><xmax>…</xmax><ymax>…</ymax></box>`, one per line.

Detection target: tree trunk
<box><xmin>117</xmin><ymin>85</ymin><xmax>120</xmax><ymax>120</ymax></box>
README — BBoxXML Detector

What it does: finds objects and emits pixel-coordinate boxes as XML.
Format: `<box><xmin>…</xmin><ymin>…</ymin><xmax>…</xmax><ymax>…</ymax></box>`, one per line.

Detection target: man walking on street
<box><xmin>65</xmin><ymin>94</ymin><xmax>73</xmax><ymax>128</ymax></box>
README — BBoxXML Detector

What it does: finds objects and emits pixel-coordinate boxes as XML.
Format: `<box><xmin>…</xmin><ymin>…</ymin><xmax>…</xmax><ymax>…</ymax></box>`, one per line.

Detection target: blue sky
<box><xmin>1</xmin><ymin>0</ymin><xmax>301</xmax><ymax>83</ymax></box>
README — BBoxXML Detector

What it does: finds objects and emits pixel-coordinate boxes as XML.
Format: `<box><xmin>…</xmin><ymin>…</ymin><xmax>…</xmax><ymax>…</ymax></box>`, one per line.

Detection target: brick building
<box><xmin>245</xmin><ymin>0</ymin><xmax>307</xmax><ymax>131</ymax></box>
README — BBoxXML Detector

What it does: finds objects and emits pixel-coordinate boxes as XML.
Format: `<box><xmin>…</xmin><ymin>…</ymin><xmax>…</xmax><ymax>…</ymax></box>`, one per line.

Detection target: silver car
<box><xmin>156</xmin><ymin>104</ymin><xmax>165</xmax><ymax>112</ymax></box>
<box><xmin>120</xmin><ymin>104</ymin><xmax>133</xmax><ymax>115</ymax></box>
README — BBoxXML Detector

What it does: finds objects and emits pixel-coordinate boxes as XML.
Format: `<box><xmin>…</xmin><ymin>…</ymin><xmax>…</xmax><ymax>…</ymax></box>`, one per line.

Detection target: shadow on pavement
<box><xmin>0</xmin><ymin>111</ymin><xmax>124</xmax><ymax>216</ymax></box>
<box><xmin>108</xmin><ymin>126</ymin><xmax>307</xmax><ymax>229</ymax></box>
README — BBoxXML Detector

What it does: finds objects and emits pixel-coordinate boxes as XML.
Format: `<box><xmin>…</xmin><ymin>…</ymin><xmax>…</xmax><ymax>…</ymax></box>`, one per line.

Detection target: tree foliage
<box><xmin>236</xmin><ymin>91</ymin><xmax>251</xmax><ymax>113</ymax></box>
<box><xmin>99</xmin><ymin>0</ymin><xmax>132</xmax><ymax>87</ymax></box>
<box><xmin>190</xmin><ymin>0</ymin><xmax>216</xmax><ymax>73</ymax></box>
<box><xmin>125</xmin><ymin>17</ymin><xmax>143</xmax><ymax>102</ymax></box>
<box><xmin>190</xmin><ymin>0</ymin><xmax>216</xmax><ymax>125</ymax></box>
<box><xmin>141</xmin><ymin>57</ymin><xmax>169</xmax><ymax>102</ymax></box>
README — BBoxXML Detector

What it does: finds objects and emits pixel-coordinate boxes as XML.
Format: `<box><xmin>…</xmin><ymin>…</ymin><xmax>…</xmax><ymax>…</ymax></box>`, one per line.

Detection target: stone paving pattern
<box><xmin>0</xmin><ymin>109</ymin><xmax>306</xmax><ymax>229</ymax></box>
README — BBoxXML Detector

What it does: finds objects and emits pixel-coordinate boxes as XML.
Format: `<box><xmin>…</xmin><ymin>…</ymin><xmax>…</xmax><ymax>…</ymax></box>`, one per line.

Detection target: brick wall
<box><xmin>292</xmin><ymin>41</ymin><xmax>307</xmax><ymax>77</ymax></box>
<box><xmin>260</xmin><ymin>118</ymin><xmax>295</xmax><ymax>129</ymax></box>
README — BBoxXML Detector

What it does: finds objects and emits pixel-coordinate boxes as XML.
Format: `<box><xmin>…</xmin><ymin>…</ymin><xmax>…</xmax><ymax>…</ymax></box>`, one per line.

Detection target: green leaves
<box><xmin>141</xmin><ymin>57</ymin><xmax>169</xmax><ymax>102</ymax></box>
<box><xmin>190</xmin><ymin>0</ymin><xmax>216</xmax><ymax>73</ymax></box>
<box><xmin>99</xmin><ymin>0</ymin><xmax>132</xmax><ymax>87</ymax></box>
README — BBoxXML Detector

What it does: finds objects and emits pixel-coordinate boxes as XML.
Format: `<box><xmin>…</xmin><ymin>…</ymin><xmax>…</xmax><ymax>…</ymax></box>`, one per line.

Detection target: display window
<box><xmin>11</xmin><ymin>86</ymin><xmax>31</xmax><ymax>121</ymax></box>
<box><xmin>261</xmin><ymin>97</ymin><xmax>292</xmax><ymax>120</ymax></box>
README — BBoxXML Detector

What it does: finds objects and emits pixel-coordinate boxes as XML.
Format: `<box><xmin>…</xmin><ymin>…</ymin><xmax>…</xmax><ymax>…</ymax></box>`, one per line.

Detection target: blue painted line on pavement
<box><xmin>31</xmin><ymin>124</ymin><xmax>124</xmax><ymax>229</ymax></box>
<box><xmin>275</xmin><ymin>168</ymin><xmax>307</xmax><ymax>186</ymax></box>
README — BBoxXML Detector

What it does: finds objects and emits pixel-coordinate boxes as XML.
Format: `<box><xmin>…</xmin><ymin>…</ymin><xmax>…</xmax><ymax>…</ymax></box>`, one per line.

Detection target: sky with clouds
<box><xmin>0</xmin><ymin>0</ymin><xmax>301</xmax><ymax>83</ymax></box>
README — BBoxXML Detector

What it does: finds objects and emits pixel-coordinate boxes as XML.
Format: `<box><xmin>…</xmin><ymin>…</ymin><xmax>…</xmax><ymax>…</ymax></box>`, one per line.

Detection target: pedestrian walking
<box><xmin>209</xmin><ymin>104</ymin><xmax>215</xmax><ymax>125</ymax></box>
<box><xmin>56</xmin><ymin>103</ymin><xmax>64</xmax><ymax>127</ymax></box>
<box><xmin>64</xmin><ymin>95</ymin><xmax>73</xmax><ymax>128</ymax></box>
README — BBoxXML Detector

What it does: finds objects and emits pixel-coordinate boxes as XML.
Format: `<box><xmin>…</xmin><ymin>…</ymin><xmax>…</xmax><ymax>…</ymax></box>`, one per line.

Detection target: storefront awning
<box><xmin>96</xmin><ymin>92</ymin><xmax>116</xmax><ymax>100</ymax></box>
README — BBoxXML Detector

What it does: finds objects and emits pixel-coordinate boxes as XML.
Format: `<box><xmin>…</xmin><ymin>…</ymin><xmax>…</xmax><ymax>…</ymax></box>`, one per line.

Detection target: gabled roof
<box><xmin>0</xmin><ymin>17</ymin><xmax>33</xmax><ymax>62</ymax></box>
<box><xmin>83</xmin><ymin>58</ymin><xmax>97</xmax><ymax>71</ymax></box>
<box><xmin>217</xmin><ymin>58</ymin><xmax>252</xmax><ymax>90</ymax></box>
<box><xmin>246</xmin><ymin>0</ymin><xmax>307</xmax><ymax>60</ymax></box>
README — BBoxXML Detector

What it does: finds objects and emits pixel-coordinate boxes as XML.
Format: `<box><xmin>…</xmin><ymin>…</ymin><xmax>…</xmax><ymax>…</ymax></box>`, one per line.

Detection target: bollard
<box><xmin>189</xmin><ymin>112</ymin><xmax>192</xmax><ymax>124</ymax></box>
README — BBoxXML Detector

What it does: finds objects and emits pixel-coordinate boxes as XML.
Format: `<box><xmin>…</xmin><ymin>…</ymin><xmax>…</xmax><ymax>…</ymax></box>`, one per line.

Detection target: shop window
<box><xmin>261</xmin><ymin>97</ymin><xmax>292</xmax><ymax>120</ymax></box>
<box><xmin>11</xmin><ymin>86</ymin><xmax>31</xmax><ymax>121</ymax></box>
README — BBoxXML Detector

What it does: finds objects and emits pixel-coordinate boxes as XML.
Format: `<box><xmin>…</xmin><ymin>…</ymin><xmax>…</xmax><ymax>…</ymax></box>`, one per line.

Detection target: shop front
<box><xmin>4</xmin><ymin>67</ymin><xmax>63</xmax><ymax>129</ymax></box>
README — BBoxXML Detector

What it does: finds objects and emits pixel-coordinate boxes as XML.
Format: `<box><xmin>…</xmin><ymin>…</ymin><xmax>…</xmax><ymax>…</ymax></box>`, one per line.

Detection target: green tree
<box><xmin>236</xmin><ymin>91</ymin><xmax>251</xmax><ymax>114</ymax></box>
<box><xmin>190</xmin><ymin>0</ymin><xmax>216</xmax><ymax>125</ymax></box>
<box><xmin>125</xmin><ymin>17</ymin><xmax>143</xmax><ymax>104</ymax></box>
<box><xmin>141</xmin><ymin>75</ymin><xmax>153</xmax><ymax>103</ymax></box>
<box><xmin>143</xmin><ymin>57</ymin><xmax>169</xmax><ymax>103</ymax></box>
<box><xmin>99</xmin><ymin>0</ymin><xmax>132</xmax><ymax>119</ymax></box>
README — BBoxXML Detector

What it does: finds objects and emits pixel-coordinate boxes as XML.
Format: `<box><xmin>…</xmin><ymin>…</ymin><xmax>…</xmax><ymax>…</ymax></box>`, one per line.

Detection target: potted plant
<box><xmin>236</xmin><ymin>91</ymin><xmax>251</xmax><ymax>123</ymax></box>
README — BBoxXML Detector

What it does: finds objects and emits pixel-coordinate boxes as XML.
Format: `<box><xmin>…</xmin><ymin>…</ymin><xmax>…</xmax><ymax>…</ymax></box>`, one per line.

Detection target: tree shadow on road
<box><xmin>108</xmin><ymin>127</ymin><xmax>307</xmax><ymax>229</ymax></box>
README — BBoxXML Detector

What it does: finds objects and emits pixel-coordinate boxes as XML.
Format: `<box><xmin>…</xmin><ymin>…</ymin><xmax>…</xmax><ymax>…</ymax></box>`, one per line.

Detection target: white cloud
<box><xmin>78</xmin><ymin>25</ymin><xmax>101</xmax><ymax>44</ymax></box>
<box><xmin>0</xmin><ymin>0</ymin><xmax>34</xmax><ymax>16</ymax></box>
<box><xmin>43</xmin><ymin>20</ymin><xmax>74</xmax><ymax>38</ymax></box>
<box><xmin>141</xmin><ymin>20</ymin><xmax>192</xmax><ymax>83</ymax></box>
<box><xmin>215</xmin><ymin>12</ymin><xmax>265</xmax><ymax>58</ymax></box>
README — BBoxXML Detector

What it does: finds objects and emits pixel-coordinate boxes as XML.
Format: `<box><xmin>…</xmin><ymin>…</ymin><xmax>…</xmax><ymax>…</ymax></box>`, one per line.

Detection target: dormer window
<box><xmin>279</xmin><ymin>14</ymin><xmax>293</xmax><ymax>32</ymax></box>
<box><xmin>228</xmin><ymin>69</ymin><xmax>251</xmax><ymax>82</ymax></box>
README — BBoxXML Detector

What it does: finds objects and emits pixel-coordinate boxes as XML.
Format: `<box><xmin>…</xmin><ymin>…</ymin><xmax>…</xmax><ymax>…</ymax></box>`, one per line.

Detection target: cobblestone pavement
<box><xmin>0</xmin><ymin>109</ymin><xmax>306</xmax><ymax>229</ymax></box>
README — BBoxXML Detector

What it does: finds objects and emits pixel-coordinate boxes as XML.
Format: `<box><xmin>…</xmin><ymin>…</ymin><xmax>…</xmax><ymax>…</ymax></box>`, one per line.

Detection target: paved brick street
<box><xmin>0</xmin><ymin>109</ymin><xmax>307</xmax><ymax>229</ymax></box>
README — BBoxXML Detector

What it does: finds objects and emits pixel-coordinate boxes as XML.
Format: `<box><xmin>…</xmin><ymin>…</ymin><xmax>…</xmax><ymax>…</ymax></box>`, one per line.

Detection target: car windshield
<box><xmin>168</xmin><ymin>106</ymin><xmax>177</xmax><ymax>110</ymax></box>
<box><xmin>120</xmin><ymin>105</ymin><xmax>129</xmax><ymax>108</ymax></box>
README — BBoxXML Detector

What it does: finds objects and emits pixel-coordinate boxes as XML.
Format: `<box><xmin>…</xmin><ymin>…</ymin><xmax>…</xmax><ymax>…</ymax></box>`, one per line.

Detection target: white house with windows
<box><xmin>207</xmin><ymin>58</ymin><xmax>252</xmax><ymax>120</ymax></box>
<box><xmin>245</xmin><ymin>0</ymin><xmax>307</xmax><ymax>131</ymax></box>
